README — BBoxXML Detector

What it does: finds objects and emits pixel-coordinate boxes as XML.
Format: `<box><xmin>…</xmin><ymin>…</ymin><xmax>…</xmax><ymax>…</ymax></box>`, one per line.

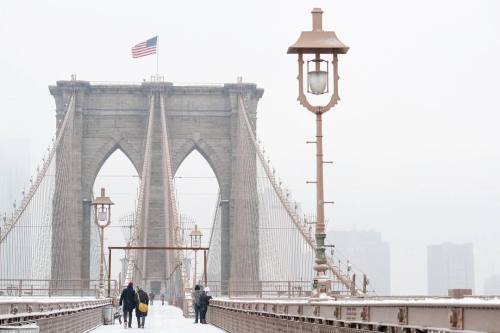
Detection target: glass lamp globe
<box><xmin>192</xmin><ymin>236</ymin><xmax>201</xmax><ymax>248</ymax></box>
<box><xmin>98</xmin><ymin>207</ymin><xmax>108</xmax><ymax>222</ymax></box>
<box><xmin>308</xmin><ymin>70</ymin><xmax>328</xmax><ymax>95</ymax></box>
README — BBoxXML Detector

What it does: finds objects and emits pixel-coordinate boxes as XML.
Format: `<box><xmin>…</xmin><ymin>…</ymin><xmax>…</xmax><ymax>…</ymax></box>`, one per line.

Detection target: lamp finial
<box><xmin>312</xmin><ymin>8</ymin><xmax>324</xmax><ymax>32</ymax></box>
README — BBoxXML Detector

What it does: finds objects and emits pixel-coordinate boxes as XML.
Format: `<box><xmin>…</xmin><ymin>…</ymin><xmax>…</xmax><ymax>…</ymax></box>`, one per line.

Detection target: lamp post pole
<box><xmin>288</xmin><ymin>8</ymin><xmax>349</xmax><ymax>299</ymax></box>
<box><xmin>189</xmin><ymin>224</ymin><xmax>203</xmax><ymax>287</ymax></box>
<box><xmin>92</xmin><ymin>188</ymin><xmax>114</xmax><ymax>298</ymax></box>
<box><xmin>203</xmin><ymin>250</ymin><xmax>208</xmax><ymax>287</ymax></box>
<box><xmin>194</xmin><ymin>249</ymin><xmax>198</xmax><ymax>287</ymax></box>
<box><xmin>99</xmin><ymin>225</ymin><xmax>105</xmax><ymax>295</ymax></box>
<box><xmin>315</xmin><ymin>111</ymin><xmax>328</xmax><ymax>284</ymax></box>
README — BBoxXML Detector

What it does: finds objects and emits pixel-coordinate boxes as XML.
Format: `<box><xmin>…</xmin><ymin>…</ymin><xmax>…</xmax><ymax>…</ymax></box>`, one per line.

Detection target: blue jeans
<box><xmin>194</xmin><ymin>304</ymin><xmax>201</xmax><ymax>322</ymax></box>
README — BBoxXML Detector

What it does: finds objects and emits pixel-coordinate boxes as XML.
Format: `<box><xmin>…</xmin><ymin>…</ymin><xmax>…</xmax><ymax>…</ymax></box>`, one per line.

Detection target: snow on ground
<box><xmin>91</xmin><ymin>304</ymin><xmax>225</xmax><ymax>333</ymax></box>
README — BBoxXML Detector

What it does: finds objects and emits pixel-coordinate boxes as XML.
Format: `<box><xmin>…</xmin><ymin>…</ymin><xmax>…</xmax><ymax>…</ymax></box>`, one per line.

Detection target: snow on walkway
<box><xmin>91</xmin><ymin>303</ymin><xmax>225</xmax><ymax>333</ymax></box>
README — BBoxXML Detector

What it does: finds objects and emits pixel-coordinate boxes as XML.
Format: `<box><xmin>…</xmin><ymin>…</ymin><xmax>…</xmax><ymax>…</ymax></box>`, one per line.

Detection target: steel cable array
<box><xmin>125</xmin><ymin>95</ymin><xmax>155</xmax><ymax>284</ymax></box>
<box><xmin>123</xmin><ymin>93</ymin><xmax>187</xmax><ymax>304</ymax></box>
<box><xmin>206</xmin><ymin>195</ymin><xmax>222</xmax><ymax>284</ymax></box>
<box><xmin>159</xmin><ymin>94</ymin><xmax>187</xmax><ymax>306</ymax></box>
<box><xmin>0</xmin><ymin>88</ymin><xmax>373</xmax><ymax>299</ymax></box>
<box><xmin>206</xmin><ymin>93</ymin><xmax>373</xmax><ymax>296</ymax></box>
<box><xmin>0</xmin><ymin>95</ymin><xmax>99</xmax><ymax>288</ymax></box>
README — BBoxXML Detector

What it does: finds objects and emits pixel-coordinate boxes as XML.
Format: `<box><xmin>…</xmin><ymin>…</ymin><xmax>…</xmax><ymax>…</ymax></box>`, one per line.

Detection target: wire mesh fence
<box><xmin>0</xmin><ymin>279</ymin><xmax>118</xmax><ymax>297</ymax></box>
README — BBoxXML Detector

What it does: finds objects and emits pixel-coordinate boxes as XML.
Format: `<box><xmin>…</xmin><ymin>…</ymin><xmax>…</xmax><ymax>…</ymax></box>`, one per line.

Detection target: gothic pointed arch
<box><xmin>82</xmin><ymin>137</ymin><xmax>143</xmax><ymax>198</ymax></box>
<box><xmin>173</xmin><ymin>140</ymin><xmax>216</xmax><ymax>181</ymax></box>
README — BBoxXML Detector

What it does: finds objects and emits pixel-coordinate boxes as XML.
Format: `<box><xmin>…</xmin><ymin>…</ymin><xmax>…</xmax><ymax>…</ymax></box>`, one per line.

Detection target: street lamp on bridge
<box><xmin>189</xmin><ymin>225</ymin><xmax>203</xmax><ymax>287</ymax></box>
<box><xmin>92</xmin><ymin>188</ymin><xmax>114</xmax><ymax>298</ymax></box>
<box><xmin>288</xmin><ymin>8</ymin><xmax>349</xmax><ymax>299</ymax></box>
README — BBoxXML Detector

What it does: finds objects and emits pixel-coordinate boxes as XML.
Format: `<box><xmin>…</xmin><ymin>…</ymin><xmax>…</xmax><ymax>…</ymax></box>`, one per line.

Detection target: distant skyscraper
<box><xmin>326</xmin><ymin>229</ymin><xmax>391</xmax><ymax>295</ymax></box>
<box><xmin>427</xmin><ymin>242</ymin><xmax>475</xmax><ymax>295</ymax></box>
<box><xmin>484</xmin><ymin>275</ymin><xmax>500</xmax><ymax>295</ymax></box>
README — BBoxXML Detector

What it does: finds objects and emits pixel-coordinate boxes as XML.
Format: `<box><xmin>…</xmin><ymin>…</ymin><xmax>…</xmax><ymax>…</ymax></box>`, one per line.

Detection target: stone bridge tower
<box><xmin>49</xmin><ymin>80</ymin><xmax>263</xmax><ymax>290</ymax></box>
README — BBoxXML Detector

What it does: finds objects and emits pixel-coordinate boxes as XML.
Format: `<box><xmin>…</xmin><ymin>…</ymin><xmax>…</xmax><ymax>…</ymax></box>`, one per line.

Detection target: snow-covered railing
<box><xmin>208</xmin><ymin>297</ymin><xmax>500</xmax><ymax>332</ymax></box>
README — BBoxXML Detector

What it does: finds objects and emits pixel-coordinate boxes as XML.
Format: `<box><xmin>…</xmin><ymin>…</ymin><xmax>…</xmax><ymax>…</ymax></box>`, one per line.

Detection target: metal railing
<box><xmin>208</xmin><ymin>297</ymin><xmax>500</xmax><ymax>332</ymax></box>
<box><xmin>87</xmin><ymin>80</ymin><xmax>226</xmax><ymax>87</ymax></box>
<box><xmin>205</xmin><ymin>281</ymin><xmax>313</xmax><ymax>299</ymax></box>
<box><xmin>205</xmin><ymin>280</ymin><xmax>371</xmax><ymax>299</ymax></box>
<box><xmin>0</xmin><ymin>279</ymin><xmax>119</xmax><ymax>298</ymax></box>
<box><xmin>0</xmin><ymin>298</ymin><xmax>112</xmax><ymax>329</ymax></box>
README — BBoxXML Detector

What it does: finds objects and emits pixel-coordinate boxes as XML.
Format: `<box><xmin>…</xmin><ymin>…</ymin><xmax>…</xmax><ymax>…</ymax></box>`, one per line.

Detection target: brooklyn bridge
<box><xmin>1</xmin><ymin>5</ymin><xmax>499</xmax><ymax>333</ymax></box>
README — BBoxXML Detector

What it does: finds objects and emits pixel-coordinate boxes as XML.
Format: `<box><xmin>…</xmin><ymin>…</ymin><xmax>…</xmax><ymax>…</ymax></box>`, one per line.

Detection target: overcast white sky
<box><xmin>1</xmin><ymin>0</ymin><xmax>499</xmax><ymax>294</ymax></box>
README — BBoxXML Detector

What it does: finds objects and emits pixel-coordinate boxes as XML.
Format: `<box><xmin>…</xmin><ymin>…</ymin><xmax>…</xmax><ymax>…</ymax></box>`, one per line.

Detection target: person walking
<box><xmin>199</xmin><ymin>287</ymin><xmax>212</xmax><ymax>324</ymax></box>
<box><xmin>119</xmin><ymin>282</ymin><xmax>136</xmax><ymax>329</ymax></box>
<box><xmin>191</xmin><ymin>285</ymin><xmax>202</xmax><ymax>323</ymax></box>
<box><xmin>149</xmin><ymin>291</ymin><xmax>155</xmax><ymax>305</ymax></box>
<box><xmin>135</xmin><ymin>287</ymin><xmax>149</xmax><ymax>329</ymax></box>
<box><xmin>161</xmin><ymin>292</ymin><xmax>165</xmax><ymax>306</ymax></box>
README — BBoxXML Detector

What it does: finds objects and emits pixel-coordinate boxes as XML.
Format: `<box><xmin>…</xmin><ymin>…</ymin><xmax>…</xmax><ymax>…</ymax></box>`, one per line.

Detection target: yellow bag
<box><xmin>138</xmin><ymin>302</ymin><xmax>148</xmax><ymax>313</ymax></box>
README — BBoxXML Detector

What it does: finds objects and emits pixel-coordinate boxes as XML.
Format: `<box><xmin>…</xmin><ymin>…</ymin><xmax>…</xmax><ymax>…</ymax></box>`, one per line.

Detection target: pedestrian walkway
<box><xmin>91</xmin><ymin>304</ymin><xmax>224</xmax><ymax>332</ymax></box>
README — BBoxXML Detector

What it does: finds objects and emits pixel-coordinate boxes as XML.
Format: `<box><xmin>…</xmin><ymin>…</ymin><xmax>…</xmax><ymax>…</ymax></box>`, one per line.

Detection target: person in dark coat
<box><xmin>119</xmin><ymin>282</ymin><xmax>136</xmax><ymax>328</ymax></box>
<box><xmin>135</xmin><ymin>287</ymin><xmax>149</xmax><ymax>328</ymax></box>
<box><xmin>199</xmin><ymin>287</ymin><xmax>212</xmax><ymax>324</ymax></box>
<box><xmin>192</xmin><ymin>284</ymin><xmax>202</xmax><ymax>323</ymax></box>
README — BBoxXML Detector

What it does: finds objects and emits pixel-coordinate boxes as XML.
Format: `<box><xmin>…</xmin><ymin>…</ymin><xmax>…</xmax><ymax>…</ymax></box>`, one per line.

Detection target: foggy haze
<box><xmin>1</xmin><ymin>0</ymin><xmax>499</xmax><ymax>294</ymax></box>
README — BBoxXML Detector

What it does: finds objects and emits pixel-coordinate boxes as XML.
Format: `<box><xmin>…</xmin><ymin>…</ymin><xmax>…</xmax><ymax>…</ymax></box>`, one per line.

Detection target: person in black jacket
<box><xmin>135</xmin><ymin>287</ymin><xmax>149</xmax><ymax>328</ymax></box>
<box><xmin>192</xmin><ymin>285</ymin><xmax>202</xmax><ymax>323</ymax></box>
<box><xmin>199</xmin><ymin>287</ymin><xmax>212</xmax><ymax>324</ymax></box>
<box><xmin>119</xmin><ymin>282</ymin><xmax>136</xmax><ymax>329</ymax></box>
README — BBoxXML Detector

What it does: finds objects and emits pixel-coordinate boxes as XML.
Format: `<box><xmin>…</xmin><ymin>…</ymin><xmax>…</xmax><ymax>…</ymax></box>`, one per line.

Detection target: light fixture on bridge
<box><xmin>287</xmin><ymin>8</ymin><xmax>349</xmax><ymax>110</ymax></box>
<box><xmin>93</xmin><ymin>188</ymin><xmax>114</xmax><ymax>226</ymax></box>
<box><xmin>307</xmin><ymin>58</ymin><xmax>329</xmax><ymax>95</ymax></box>
<box><xmin>92</xmin><ymin>188</ymin><xmax>114</xmax><ymax>298</ymax></box>
<box><xmin>189</xmin><ymin>224</ymin><xmax>203</xmax><ymax>249</ymax></box>
<box><xmin>288</xmin><ymin>8</ymin><xmax>349</xmax><ymax>299</ymax></box>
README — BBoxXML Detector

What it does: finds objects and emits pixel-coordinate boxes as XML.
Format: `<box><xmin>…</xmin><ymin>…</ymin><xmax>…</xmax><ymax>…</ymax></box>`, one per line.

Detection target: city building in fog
<box><xmin>326</xmin><ymin>229</ymin><xmax>391</xmax><ymax>295</ymax></box>
<box><xmin>427</xmin><ymin>242</ymin><xmax>475</xmax><ymax>295</ymax></box>
<box><xmin>484</xmin><ymin>275</ymin><xmax>500</xmax><ymax>295</ymax></box>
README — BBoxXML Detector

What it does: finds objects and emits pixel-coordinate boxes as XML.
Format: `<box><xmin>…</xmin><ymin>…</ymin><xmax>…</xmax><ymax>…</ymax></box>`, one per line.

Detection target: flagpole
<box><xmin>156</xmin><ymin>35</ymin><xmax>159</xmax><ymax>80</ymax></box>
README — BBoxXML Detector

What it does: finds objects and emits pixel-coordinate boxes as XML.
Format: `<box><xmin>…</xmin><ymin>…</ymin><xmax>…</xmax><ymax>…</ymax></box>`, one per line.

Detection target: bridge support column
<box><xmin>220</xmin><ymin>199</ymin><xmax>230</xmax><ymax>294</ymax></box>
<box><xmin>81</xmin><ymin>199</ymin><xmax>92</xmax><ymax>285</ymax></box>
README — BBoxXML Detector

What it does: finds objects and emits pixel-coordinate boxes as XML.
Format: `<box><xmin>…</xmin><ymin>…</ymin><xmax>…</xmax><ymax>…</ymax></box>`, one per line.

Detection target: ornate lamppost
<box><xmin>189</xmin><ymin>225</ymin><xmax>203</xmax><ymax>286</ymax></box>
<box><xmin>288</xmin><ymin>8</ymin><xmax>349</xmax><ymax>299</ymax></box>
<box><xmin>92</xmin><ymin>188</ymin><xmax>114</xmax><ymax>298</ymax></box>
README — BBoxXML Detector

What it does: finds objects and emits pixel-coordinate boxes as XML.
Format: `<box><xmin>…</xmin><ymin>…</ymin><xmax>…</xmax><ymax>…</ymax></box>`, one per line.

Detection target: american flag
<box><xmin>131</xmin><ymin>36</ymin><xmax>158</xmax><ymax>58</ymax></box>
